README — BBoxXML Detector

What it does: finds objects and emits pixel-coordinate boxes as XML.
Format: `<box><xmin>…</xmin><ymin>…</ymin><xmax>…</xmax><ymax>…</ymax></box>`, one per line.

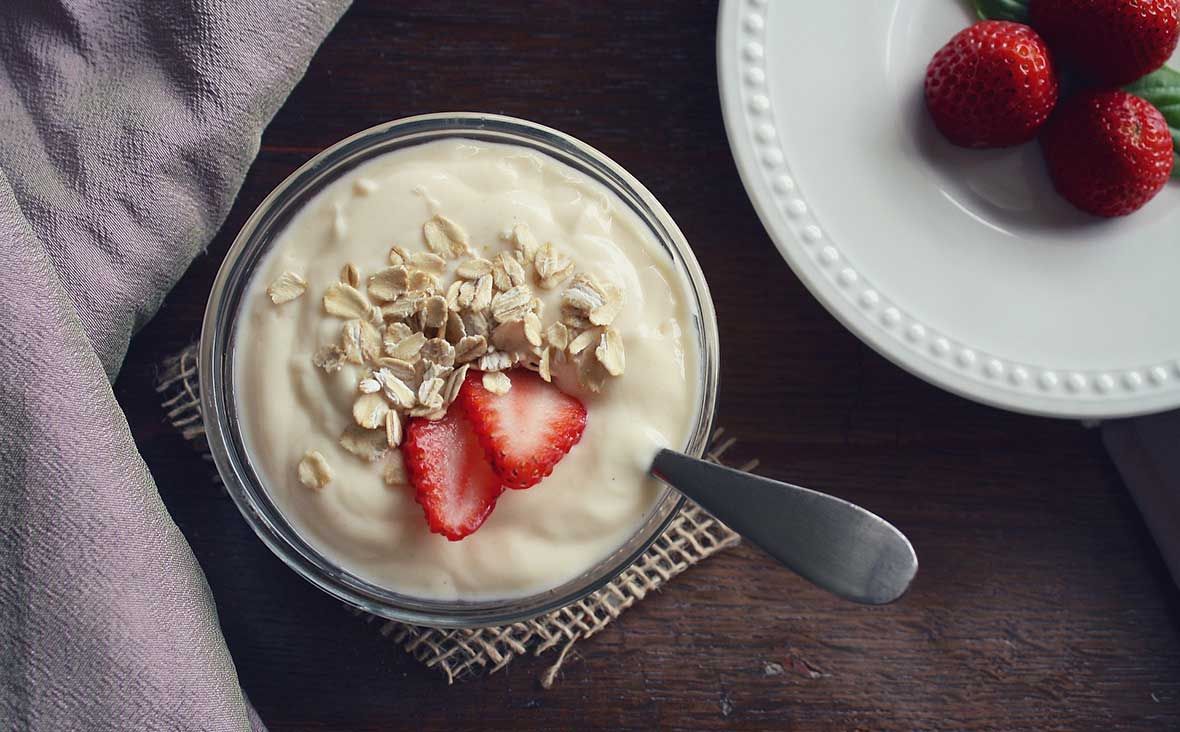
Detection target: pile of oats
<box><xmin>268</xmin><ymin>214</ymin><xmax>626</xmax><ymax>487</ymax></box>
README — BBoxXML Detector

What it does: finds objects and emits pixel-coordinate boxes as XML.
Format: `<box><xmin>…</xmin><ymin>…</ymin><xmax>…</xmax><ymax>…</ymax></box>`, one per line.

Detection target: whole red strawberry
<box><xmin>1040</xmin><ymin>90</ymin><xmax>1174</xmax><ymax>217</ymax></box>
<box><xmin>1029</xmin><ymin>0</ymin><xmax>1180</xmax><ymax>86</ymax></box>
<box><xmin>925</xmin><ymin>21</ymin><xmax>1059</xmax><ymax>148</ymax></box>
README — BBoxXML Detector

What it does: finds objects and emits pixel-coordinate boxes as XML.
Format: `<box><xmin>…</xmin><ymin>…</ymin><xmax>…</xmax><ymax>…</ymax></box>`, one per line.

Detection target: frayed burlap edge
<box><xmin>156</xmin><ymin>344</ymin><xmax>746</xmax><ymax>685</ymax></box>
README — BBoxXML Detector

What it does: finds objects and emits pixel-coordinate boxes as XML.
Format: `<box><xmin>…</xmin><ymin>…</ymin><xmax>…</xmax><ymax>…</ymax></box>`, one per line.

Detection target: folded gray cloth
<box><xmin>1103</xmin><ymin>414</ymin><xmax>1180</xmax><ymax>587</ymax></box>
<box><xmin>0</xmin><ymin>1</ymin><xmax>349</xmax><ymax>730</ymax></box>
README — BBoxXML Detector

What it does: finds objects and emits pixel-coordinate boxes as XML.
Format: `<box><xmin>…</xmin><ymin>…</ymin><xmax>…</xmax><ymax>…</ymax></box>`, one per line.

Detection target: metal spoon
<box><xmin>650</xmin><ymin>449</ymin><xmax>918</xmax><ymax>605</ymax></box>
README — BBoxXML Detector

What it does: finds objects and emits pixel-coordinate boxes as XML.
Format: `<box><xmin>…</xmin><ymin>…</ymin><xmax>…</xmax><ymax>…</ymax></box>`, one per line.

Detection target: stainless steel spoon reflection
<box><xmin>651</xmin><ymin>449</ymin><xmax>918</xmax><ymax>605</ymax></box>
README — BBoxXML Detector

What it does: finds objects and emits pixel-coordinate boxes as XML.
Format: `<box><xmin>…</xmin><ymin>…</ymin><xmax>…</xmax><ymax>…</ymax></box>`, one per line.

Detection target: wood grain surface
<box><xmin>115</xmin><ymin>2</ymin><xmax>1180</xmax><ymax>730</ymax></box>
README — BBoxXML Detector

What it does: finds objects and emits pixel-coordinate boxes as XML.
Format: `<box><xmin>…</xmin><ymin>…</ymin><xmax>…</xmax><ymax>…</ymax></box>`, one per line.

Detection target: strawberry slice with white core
<box><xmin>459</xmin><ymin>368</ymin><xmax>587</xmax><ymax>490</ymax></box>
<box><xmin>403</xmin><ymin>408</ymin><xmax>504</xmax><ymax>541</ymax></box>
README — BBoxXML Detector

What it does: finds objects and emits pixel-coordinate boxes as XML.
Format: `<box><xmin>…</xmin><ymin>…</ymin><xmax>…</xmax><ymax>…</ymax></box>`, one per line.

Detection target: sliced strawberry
<box><xmin>403</xmin><ymin>407</ymin><xmax>505</xmax><ymax>541</ymax></box>
<box><xmin>459</xmin><ymin>368</ymin><xmax>587</xmax><ymax>490</ymax></box>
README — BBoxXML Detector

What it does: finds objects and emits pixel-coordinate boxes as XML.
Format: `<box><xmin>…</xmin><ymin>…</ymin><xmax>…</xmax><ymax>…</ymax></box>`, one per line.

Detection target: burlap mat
<box><xmin>156</xmin><ymin>345</ymin><xmax>745</xmax><ymax>685</ymax></box>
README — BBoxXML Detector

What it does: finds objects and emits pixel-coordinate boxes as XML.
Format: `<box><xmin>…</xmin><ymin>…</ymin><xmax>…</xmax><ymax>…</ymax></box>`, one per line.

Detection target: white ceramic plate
<box><xmin>718</xmin><ymin>0</ymin><xmax>1180</xmax><ymax>418</ymax></box>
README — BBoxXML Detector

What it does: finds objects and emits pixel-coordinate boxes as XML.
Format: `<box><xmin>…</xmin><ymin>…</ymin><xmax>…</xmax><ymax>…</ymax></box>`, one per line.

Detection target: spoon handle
<box><xmin>651</xmin><ymin>449</ymin><xmax>917</xmax><ymax>605</ymax></box>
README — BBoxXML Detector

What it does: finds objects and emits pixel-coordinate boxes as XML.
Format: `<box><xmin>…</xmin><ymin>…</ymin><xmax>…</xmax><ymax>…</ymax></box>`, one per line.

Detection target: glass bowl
<box><xmin>200</xmin><ymin>113</ymin><xmax>720</xmax><ymax>628</ymax></box>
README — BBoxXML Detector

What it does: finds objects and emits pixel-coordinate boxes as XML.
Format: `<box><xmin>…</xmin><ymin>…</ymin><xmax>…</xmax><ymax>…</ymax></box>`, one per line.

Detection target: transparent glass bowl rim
<box><xmin>199</xmin><ymin>112</ymin><xmax>720</xmax><ymax>628</ymax></box>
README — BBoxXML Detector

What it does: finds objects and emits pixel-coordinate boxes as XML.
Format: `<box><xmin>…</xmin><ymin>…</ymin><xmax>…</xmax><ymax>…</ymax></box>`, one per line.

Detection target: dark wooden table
<box><xmin>115</xmin><ymin>2</ymin><xmax>1180</xmax><ymax>729</ymax></box>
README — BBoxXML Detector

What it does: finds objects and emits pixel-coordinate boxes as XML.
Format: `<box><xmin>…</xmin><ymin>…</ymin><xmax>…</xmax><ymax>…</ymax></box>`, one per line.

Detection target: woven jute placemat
<box><xmin>156</xmin><ymin>344</ymin><xmax>745</xmax><ymax>685</ymax></box>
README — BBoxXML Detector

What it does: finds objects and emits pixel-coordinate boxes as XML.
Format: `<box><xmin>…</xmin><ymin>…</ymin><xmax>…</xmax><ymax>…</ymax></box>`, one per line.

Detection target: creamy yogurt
<box><xmin>235</xmin><ymin>138</ymin><xmax>701</xmax><ymax>600</ymax></box>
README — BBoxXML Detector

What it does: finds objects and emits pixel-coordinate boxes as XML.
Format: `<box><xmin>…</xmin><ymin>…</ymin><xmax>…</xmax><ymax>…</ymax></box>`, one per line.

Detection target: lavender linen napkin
<box><xmin>1103</xmin><ymin>415</ymin><xmax>1180</xmax><ymax>587</ymax></box>
<box><xmin>0</xmin><ymin>1</ymin><xmax>348</xmax><ymax>729</ymax></box>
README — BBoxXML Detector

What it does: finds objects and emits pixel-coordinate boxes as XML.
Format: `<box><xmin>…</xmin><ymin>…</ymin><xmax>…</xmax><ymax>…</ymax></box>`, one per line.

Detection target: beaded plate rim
<box><xmin>717</xmin><ymin>0</ymin><xmax>1180</xmax><ymax>419</ymax></box>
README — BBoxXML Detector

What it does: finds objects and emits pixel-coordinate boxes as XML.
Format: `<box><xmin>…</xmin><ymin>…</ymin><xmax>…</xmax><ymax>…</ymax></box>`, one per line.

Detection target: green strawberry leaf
<box><xmin>972</xmin><ymin>0</ymin><xmax>1029</xmax><ymax>22</ymax></box>
<box><xmin>1124</xmin><ymin>66</ymin><xmax>1180</xmax><ymax>180</ymax></box>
